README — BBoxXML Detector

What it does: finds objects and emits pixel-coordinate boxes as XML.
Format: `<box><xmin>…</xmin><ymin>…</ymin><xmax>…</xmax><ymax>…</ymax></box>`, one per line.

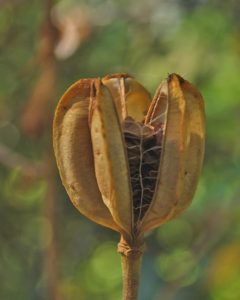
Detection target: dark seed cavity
<box><xmin>122</xmin><ymin>117</ymin><xmax>163</xmax><ymax>226</ymax></box>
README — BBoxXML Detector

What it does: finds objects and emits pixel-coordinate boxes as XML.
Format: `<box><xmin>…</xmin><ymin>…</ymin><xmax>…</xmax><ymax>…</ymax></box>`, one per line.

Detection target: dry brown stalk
<box><xmin>53</xmin><ymin>73</ymin><xmax>205</xmax><ymax>299</ymax></box>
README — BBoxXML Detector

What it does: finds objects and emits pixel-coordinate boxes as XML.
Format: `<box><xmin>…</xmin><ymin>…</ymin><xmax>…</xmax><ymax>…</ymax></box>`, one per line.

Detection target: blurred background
<box><xmin>0</xmin><ymin>0</ymin><xmax>240</xmax><ymax>299</ymax></box>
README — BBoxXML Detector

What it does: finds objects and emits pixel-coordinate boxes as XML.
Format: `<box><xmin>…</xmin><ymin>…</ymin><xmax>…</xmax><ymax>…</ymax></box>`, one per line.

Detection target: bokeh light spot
<box><xmin>83</xmin><ymin>241</ymin><xmax>121</xmax><ymax>293</ymax></box>
<box><xmin>157</xmin><ymin>218</ymin><xmax>194</xmax><ymax>248</ymax></box>
<box><xmin>155</xmin><ymin>248</ymin><xmax>199</xmax><ymax>286</ymax></box>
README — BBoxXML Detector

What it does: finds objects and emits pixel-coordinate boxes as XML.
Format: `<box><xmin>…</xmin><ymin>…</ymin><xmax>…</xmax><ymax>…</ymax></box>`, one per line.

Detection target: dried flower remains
<box><xmin>53</xmin><ymin>73</ymin><xmax>205</xmax><ymax>242</ymax></box>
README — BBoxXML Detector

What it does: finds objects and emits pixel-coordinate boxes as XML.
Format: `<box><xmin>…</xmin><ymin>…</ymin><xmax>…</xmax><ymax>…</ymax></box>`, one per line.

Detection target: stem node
<box><xmin>118</xmin><ymin>235</ymin><xmax>145</xmax><ymax>300</ymax></box>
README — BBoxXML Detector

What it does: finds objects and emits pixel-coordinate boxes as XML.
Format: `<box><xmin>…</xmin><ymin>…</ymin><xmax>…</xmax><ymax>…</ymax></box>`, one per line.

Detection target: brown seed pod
<box><xmin>53</xmin><ymin>79</ymin><xmax>119</xmax><ymax>231</ymax></box>
<box><xmin>53</xmin><ymin>73</ymin><xmax>205</xmax><ymax>240</ymax></box>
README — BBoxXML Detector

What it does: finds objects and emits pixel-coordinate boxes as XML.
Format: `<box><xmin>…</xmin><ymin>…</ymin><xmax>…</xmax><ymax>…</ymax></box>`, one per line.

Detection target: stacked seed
<box><xmin>123</xmin><ymin>117</ymin><xmax>162</xmax><ymax>224</ymax></box>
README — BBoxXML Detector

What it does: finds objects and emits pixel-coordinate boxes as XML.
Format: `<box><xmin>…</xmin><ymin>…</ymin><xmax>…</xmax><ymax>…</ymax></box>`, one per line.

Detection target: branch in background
<box><xmin>19</xmin><ymin>1</ymin><xmax>95</xmax><ymax>138</ymax></box>
<box><xmin>43</xmin><ymin>156</ymin><xmax>62</xmax><ymax>300</ymax></box>
<box><xmin>19</xmin><ymin>1</ymin><xmax>62</xmax><ymax>299</ymax></box>
<box><xmin>19</xmin><ymin>0</ymin><xmax>59</xmax><ymax>138</ymax></box>
<box><xmin>0</xmin><ymin>143</ymin><xmax>45</xmax><ymax>178</ymax></box>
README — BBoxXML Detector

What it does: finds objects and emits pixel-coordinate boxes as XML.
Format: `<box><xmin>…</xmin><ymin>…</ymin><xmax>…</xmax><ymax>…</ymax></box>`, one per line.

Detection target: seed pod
<box><xmin>53</xmin><ymin>73</ymin><xmax>205</xmax><ymax>240</ymax></box>
<box><xmin>140</xmin><ymin>74</ymin><xmax>205</xmax><ymax>232</ymax></box>
<box><xmin>53</xmin><ymin>79</ymin><xmax>120</xmax><ymax>231</ymax></box>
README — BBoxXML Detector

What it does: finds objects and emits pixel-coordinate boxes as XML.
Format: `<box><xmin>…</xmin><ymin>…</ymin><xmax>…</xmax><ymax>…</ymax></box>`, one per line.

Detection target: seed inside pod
<box><xmin>123</xmin><ymin>117</ymin><xmax>164</xmax><ymax>225</ymax></box>
<box><xmin>101</xmin><ymin>74</ymin><xmax>168</xmax><ymax>230</ymax></box>
<box><xmin>121</xmin><ymin>90</ymin><xmax>167</xmax><ymax>230</ymax></box>
<box><xmin>53</xmin><ymin>73</ymin><xmax>205</xmax><ymax>237</ymax></box>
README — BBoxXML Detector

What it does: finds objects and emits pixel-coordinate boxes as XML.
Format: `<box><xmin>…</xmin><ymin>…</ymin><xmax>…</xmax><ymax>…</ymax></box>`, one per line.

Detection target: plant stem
<box><xmin>118</xmin><ymin>235</ymin><xmax>145</xmax><ymax>300</ymax></box>
<box><xmin>121</xmin><ymin>252</ymin><xmax>143</xmax><ymax>300</ymax></box>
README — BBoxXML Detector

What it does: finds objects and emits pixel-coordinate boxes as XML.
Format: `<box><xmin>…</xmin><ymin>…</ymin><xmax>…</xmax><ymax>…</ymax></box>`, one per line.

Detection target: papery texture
<box><xmin>53</xmin><ymin>79</ymin><xmax>119</xmax><ymax>231</ymax></box>
<box><xmin>102</xmin><ymin>74</ymin><xmax>151</xmax><ymax>122</ymax></box>
<box><xmin>89</xmin><ymin>79</ymin><xmax>133</xmax><ymax>235</ymax></box>
<box><xmin>141</xmin><ymin>74</ymin><xmax>205</xmax><ymax>232</ymax></box>
<box><xmin>53</xmin><ymin>73</ymin><xmax>205</xmax><ymax>237</ymax></box>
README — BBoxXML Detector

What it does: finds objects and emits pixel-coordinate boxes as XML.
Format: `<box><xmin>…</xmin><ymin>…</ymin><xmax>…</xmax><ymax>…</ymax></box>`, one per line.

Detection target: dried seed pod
<box><xmin>53</xmin><ymin>73</ymin><xmax>205</xmax><ymax>240</ymax></box>
<box><xmin>140</xmin><ymin>74</ymin><xmax>205</xmax><ymax>232</ymax></box>
<box><xmin>89</xmin><ymin>79</ymin><xmax>133</xmax><ymax>235</ymax></box>
<box><xmin>53</xmin><ymin>79</ymin><xmax>120</xmax><ymax>231</ymax></box>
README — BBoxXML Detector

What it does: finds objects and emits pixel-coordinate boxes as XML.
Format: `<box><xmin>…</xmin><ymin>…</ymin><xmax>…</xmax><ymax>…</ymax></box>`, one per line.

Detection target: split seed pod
<box><xmin>53</xmin><ymin>73</ymin><xmax>205</xmax><ymax>243</ymax></box>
